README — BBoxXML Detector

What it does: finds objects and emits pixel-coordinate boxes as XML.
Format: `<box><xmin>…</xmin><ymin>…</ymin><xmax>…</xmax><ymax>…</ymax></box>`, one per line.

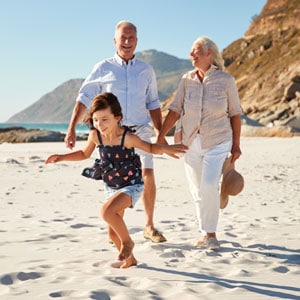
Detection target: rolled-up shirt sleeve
<box><xmin>76</xmin><ymin>63</ymin><xmax>103</xmax><ymax>108</ymax></box>
<box><xmin>169</xmin><ymin>76</ymin><xmax>186</xmax><ymax>114</ymax></box>
<box><xmin>145</xmin><ymin>66</ymin><xmax>161</xmax><ymax>111</ymax></box>
<box><xmin>227</xmin><ymin>76</ymin><xmax>242</xmax><ymax>117</ymax></box>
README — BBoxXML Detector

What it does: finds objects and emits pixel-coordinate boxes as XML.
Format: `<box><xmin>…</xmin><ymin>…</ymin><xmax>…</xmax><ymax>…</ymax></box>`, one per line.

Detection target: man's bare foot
<box><xmin>111</xmin><ymin>255</ymin><xmax>137</xmax><ymax>269</ymax></box>
<box><xmin>118</xmin><ymin>240</ymin><xmax>134</xmax><ymax>261</ymax></box>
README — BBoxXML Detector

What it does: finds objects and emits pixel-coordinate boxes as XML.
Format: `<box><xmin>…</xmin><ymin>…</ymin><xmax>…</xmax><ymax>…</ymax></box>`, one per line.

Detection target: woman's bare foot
<box><xmin>118</xmin><ymin>240</ymin><xmax>134</xmax><ymax>261</ymax></box>
<box><xmin>111</xmin><ymin>255</ymin><xmax>137</xmax><ymax>269</ymax></box>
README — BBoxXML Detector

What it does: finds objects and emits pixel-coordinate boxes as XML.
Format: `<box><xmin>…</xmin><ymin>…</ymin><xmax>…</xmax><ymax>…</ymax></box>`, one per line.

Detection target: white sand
<box><xmin>0</xmin><ymin>137</ymin><xmax>299</xmax><ymax>300</ymax></box>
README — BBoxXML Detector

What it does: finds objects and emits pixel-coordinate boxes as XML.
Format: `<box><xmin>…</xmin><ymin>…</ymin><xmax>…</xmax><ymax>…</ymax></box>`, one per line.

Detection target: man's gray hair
<box><xmin>115</xmin><ymin>20</ymin><xmax>137</xmax><ymax>35</ymax></box>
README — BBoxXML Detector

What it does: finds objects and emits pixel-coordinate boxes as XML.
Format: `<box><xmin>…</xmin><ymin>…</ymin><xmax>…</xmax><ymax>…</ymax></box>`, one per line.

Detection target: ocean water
<box><xmin>0</xmin><ymin>123</ymin><xmax>90</xmax><ymax>136</ymax></box>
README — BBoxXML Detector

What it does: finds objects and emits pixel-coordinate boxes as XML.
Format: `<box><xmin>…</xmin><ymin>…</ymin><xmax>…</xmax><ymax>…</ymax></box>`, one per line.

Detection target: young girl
<box><xmin>45</xmin><ymin>92</ymin><xmax>187</xmax><ymax>268</ymax></box>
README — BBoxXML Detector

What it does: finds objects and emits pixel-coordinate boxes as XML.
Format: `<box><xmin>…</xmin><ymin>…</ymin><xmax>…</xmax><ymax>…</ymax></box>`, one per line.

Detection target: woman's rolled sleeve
<box><xmin>169</xmin><ymin>77</ymin><xmax>186</xmax><ymax>114</ymax></box>
<box><xmin>227</xmin><ymin>76</ymin><xmax>242</xmax><ymax>117</ymax></box>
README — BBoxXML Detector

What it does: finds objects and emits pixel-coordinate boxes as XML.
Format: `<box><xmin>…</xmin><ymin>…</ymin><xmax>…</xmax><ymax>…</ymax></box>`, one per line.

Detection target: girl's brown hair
<box><xmin>84</xmin><ymin>93</ymin><xmax>123</xmax><ymax>127</ymax></box>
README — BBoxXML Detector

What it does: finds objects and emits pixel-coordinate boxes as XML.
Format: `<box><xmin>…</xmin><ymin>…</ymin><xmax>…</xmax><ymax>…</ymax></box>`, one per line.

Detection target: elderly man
<box><xmin>65</xmin><ymin>20</ymin><xmax>166</xmax><ymax>243</ymax></box>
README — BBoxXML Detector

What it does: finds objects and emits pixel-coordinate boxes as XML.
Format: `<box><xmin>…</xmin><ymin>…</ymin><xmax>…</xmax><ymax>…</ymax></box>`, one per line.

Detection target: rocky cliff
<box><xmin>222</xmin><ymin>0</ymin><xmax>300</xmax><ymax>130</ymax></box>
<box><xmin>163</xmin><ymin>0</ymin><xmax>300</xmax><ymax>134</ymax></box>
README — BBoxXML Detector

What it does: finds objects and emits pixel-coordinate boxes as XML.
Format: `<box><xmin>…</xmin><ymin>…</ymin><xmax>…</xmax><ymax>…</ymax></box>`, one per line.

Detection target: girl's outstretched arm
<box><xmin>45</xmin><ymin>131</ymin><xmax>97</xmax><ymax>164</ymax></box>
<box><xmin>124</xmin><ymin>132</ymin><xmax>188</xmax><ymax>159</ymax></box>
<box><xmin>45</xmin><ymin>150</ymin><xmax>90</xmax><ymax>164</ymax></box>
<box><xmin>150</xmin><ymin>143</ymin><xmax>188</xmax><ymax>159</ymax></box>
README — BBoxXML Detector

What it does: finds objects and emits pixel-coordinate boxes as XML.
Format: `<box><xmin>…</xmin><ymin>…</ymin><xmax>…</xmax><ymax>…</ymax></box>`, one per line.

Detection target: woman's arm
<box><xmin>157</xmin><ymin>110</ymin><xmax>180</xmax><ymax>144</ymax></box>
<box><xmin>230</xmin><ymin>114</ymin><xmax>242</xmax><ymax>163</ymax></box>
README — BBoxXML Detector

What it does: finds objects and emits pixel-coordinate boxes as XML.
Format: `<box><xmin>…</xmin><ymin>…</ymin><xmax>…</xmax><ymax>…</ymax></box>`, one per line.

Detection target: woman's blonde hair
<box><xmin>194</xmin><ymin>36</ymin><xmax>224</xmax><ymax>70</ymax></box>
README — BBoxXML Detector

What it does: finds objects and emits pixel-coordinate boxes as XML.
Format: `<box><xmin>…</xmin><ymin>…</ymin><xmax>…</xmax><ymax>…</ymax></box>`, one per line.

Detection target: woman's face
<box><xmin>92</xmin><ymin>107</ymin><xmax>120</xmax><ymax>135</ymax></box>
<box><xmin>190</xmin><ymin>42</ymin><xmax>211</xmax><ymax>68</ymax></box>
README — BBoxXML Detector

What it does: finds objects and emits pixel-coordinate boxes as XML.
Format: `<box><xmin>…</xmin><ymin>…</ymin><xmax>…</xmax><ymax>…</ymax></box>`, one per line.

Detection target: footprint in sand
<box><xmin>273</xmin><ymin>265</ymin><xmax>289</xmax><ymax>273</ymax></box>
<box><xmin>28</xmin><ymin>155</ymin><xmax>44</xmax><ymax>162</ymax></box>
<box><xmin>90</xmin><ymin>290</ymin><xmax>111</xmax><ymax>300</ymax></box>
<box><xmin>0</xmin><ymin>272</ymin><xmax>43</xmax><ymax>285</ymax></box>
<box><xmin>159</xmin><ymin>249</ymin><xmax>185</xmax><ymax>258</ymax></box>
<box><xmin>5</xmin><ymin>158</ymin><xmax>22</xmax><ymax>164</ymax></box>
<box><xmin>70</xmin><ymin>223</ymin><xmax>96</xmax><ymax>229</ymax></box>
<box><xmin>49</xmin><ymin>290</ymin><xmax>76</xmax><ymax>298</ymax></box>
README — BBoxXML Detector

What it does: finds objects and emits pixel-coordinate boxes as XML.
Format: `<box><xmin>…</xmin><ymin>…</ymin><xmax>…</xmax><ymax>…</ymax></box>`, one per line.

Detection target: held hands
<box><xmin>156</xmin><ymin>136</ymin><xmax>168</xmax><ymax>145</ymax></box>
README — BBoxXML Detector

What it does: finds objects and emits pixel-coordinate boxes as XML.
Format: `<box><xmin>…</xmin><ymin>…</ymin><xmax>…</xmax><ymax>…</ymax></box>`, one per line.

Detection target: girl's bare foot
<box><xmin>118</xmin><ymin>240</ymin><xmax>134</xmax><ymax>261</ymax></box>
<box><xmin>120</xmin><ymin>255</ymin><xmax>137</xmax><ymax>268</ymax></box>
<box><xmin>111</xmin><ymin>255</ymin><xmax>137</xmax><ymax>269</ymax></box>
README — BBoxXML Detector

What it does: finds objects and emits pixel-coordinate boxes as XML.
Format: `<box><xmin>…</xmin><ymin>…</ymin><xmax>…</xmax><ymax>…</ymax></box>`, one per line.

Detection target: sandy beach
<box><xmin>0</xmin><ymin>137</ymin><xmax>299</xmax><ymax>300</ymax></box>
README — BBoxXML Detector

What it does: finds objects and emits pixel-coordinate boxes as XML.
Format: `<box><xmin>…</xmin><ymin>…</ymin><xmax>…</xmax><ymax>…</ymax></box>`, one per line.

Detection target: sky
<box><xmin>0</xmin><ymin>0</ymin><xmax>266</xmax><ymax>123</ymax></box>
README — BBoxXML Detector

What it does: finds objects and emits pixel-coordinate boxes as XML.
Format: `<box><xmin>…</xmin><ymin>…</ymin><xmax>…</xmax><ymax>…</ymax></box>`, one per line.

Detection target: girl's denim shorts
<box><xmin>104</xmin><ymin>183</ymin><xmax>144</xmax><ymax>208</ymax></box>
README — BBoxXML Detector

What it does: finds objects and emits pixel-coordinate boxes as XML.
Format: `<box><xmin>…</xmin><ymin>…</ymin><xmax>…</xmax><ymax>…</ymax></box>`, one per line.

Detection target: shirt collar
<box><xmin>191</xmin><ymin>64</ymin><xmax>218</xmax><ymax>78</ymax></box>
<box><xmin>114</xmin><ymin>53</ymin><xmax>136</xmax><ymax>66</ymax></box>
<box><xmin>206</xmin><ymin>64</ymin><xmax>218</xmax><ymax>75</ymax></box>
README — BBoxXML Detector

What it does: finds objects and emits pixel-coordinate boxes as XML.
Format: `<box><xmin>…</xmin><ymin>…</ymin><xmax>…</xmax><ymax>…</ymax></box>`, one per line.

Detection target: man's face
<box><xmin>114</xmin><ymin>25</ymin><xmax>138</xmax><ymax>62</ymax></box>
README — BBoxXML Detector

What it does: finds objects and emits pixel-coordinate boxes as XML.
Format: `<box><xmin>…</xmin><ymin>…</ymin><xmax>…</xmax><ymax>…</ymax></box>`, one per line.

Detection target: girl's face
<box><xmin>92</xmin><ymin>107</ymin><xmax>120</xmax><ymax>135</ymax></box>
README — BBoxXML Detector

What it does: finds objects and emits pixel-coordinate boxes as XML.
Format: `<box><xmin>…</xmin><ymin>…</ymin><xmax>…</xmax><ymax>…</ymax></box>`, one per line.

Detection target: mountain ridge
<box><xmin>7</xmin><ymin>51</ymin><xmax>192</xmax><ymax>123</ymax></box>
<box><xmin>7</xmin><ymin>0</ymin><xmax>300</xmax><ymax>133</ymax></box>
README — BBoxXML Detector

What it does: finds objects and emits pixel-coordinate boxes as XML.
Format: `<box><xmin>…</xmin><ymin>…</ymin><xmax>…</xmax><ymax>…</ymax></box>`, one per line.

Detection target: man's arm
<box><xmin>149</xmin><ymin>108</ymin><xmax>162</xmax><ymax>136</ymax></box>
<box><xmin>65</xmin><ymin>101</ymin><xmax>87</xmax><ymax>149</ymax></box>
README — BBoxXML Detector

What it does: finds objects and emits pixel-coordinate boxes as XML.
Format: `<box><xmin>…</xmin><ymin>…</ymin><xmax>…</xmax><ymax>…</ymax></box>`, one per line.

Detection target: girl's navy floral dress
<box><xmin>96</xmin><ymin>127</ymin><xmax>143</xmax><ymax>189</ymax></box>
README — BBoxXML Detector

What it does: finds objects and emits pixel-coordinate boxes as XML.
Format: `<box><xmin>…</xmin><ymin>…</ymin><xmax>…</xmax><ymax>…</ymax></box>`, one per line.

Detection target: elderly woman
<box><xmin>158</xmin><ymin>36</ymin><xmax>242</xmax><ymax>250</ymax></box>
